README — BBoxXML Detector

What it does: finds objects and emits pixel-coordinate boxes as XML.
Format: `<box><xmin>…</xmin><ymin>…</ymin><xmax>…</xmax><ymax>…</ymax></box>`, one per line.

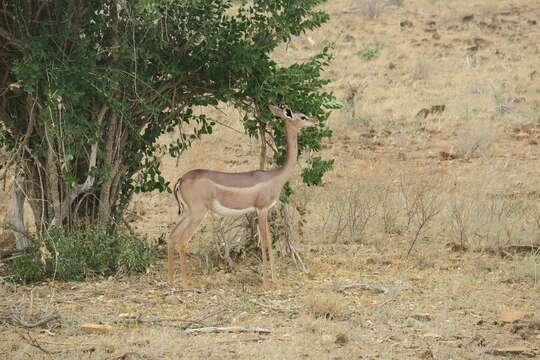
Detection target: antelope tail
<box><xmin>173</xmin><ymin>178</ymin><xmax>184</xmax><ymax>215</ymax></box>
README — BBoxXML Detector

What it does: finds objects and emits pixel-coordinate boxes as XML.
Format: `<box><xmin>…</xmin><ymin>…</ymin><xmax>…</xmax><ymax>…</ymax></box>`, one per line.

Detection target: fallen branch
<box><xmin>500</xmin><ymin>244</ymin><xmax>540</xmax><ymax>256</ymax></box>
<box><xmin>333</xmin><ymin>6</ymin><xmax>364</xmax><ymax>16</ymax></box>
<box><xmin>338</xmin><ymin>283</ymin><xmax>388</xmax><ymax>294</ymax></box>
<box><xmin>487</xmin><ymin>346</ymin><xmax>536</xmax><ymax>358</ymax></box>
<box><xmin>55</xmin><ymin>346</ymin><xmax>96</xmax><ymax>355</ymax></box>
<box><xmin>185</xmin><ymin>326</ymin><xmax>271</xmax><ymax>335</ymax></box>
<box><xmin>110</xmin><ymin>351</ymin><xmax>144</xmax><ymax>360</ymax></box>
<box><xmin>166</xmin><ymin>288</ymin><xmax>205</xmax><ymax>294</ymax></box>
<box><xmin>10</xmin><ymin>311</ymin><xmax>61</xmax><ymax>329</ymax></box>
<box><xmin>114</xmin><ymin>314</ymin><xmax>205</xmax><ymax>329</ymax></box>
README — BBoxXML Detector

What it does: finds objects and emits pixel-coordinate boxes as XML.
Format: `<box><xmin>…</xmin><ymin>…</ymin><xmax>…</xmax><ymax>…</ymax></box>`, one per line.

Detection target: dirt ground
<box><xmin>1</xmin><ymin>0</ymin><xmax>539</xmax><ymax>358</ymax></box>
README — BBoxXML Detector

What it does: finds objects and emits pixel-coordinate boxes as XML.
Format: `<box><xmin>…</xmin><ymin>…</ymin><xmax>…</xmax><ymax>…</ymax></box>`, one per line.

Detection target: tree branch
<box><xmin>0</xmin><ymin>27</ymin><xmax>28</xmax><ymax>52</ymax></box>
<box><xmin>56</xmin><ymin>104</ymin><xmax>107</xmax><ymax>224</ymax></box>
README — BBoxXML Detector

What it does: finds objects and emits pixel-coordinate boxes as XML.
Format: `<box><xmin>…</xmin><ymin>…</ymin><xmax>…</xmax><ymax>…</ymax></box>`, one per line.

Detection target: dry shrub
<box><xmin>440</xmin><ymin>168</ymin><xmax>537</xmax><ymax>251</ymax></box>
<box><xmin>412</xmin><ymin>59</ymin><xmax>432</xmax><ymax>81</ymax></box>
<box><xmin>398</xmin><ymin>174</ymin><xmax>442</xmax><ymax>254</ymax></box>
<box><xmin>345</xmin><ymin>79</ymin><xmax>369</xmax><ymax>122</ymax></box>
<box><xmin>196</xmin><ymin>201</ymin><xmax>306</xmax><ymax>273</ymax></box>
<box><xmin>380</xmin><ymin>185</ymin><xmax>401</xmax><ymax>235</ymax></box>
<box><xmin>323</xmin><ymin>183</ymin><xmax>380</xmax><ymax>243</ymax></box>
<box><xmin>6</xmin><ymin>291</ymin><xmax>61</xmax><ymax>330</ymax></box>
<box><xmin>361</xmin><ymin>0</ymin><xmax>384</xmax><ymax>18</ymax></box>
<box><xmin>196</xmin><ymin>214</ymin><xmax>254</xmax><ymax>273</ymax></box>
<box><xmin>447</xmin><ymin>196</ymin><xmax>476</xmax><ymax>248</ymax></box>
<box><xmin>502</xmin><ymin>254</ymin><xmax>539</xmax><ymax>285</ymax></box>
<box><xmin>304</xmin><ymin>292</ymin><xmax>347</xmax><ymax>320</ymax></box>
<box><xmin>453</xmin><ymin>120</ymin><xmax>497</xmax><ymax>160</ymax></box>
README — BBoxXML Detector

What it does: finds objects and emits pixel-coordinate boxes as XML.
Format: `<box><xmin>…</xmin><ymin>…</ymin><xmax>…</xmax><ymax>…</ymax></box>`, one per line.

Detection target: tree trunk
<box><xmin>259</xmin><ymin>123</ymin><xmax>267</xmax><ymax>170</ymax></box>
<box><xmin>25</xmin><ymin>160</ymin><xmax>49</xmax><ymax>236</ymax></box>
<box><xmin>8</xmin><ymin>175</ymin><xmax>31</xmax><ymax>250</ymax></box>
<box><xmin>44</xmin><ymin>125</ymin><xmax>62</xmax><ymax>224</ymax></box>
<box><xmin>98</xmin><ymin>113</ymin><xmax>118</xmax><ymax>221</ymax></box>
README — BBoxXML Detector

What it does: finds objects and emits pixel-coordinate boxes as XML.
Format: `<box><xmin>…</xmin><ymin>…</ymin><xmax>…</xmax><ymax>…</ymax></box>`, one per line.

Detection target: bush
<box><xmin>7</xmin><ymin>227</ymin><xmax>153</xmax><ymax>283</ymax></box>
<box><xmin>8</xmin><ymin>253</ymin><xmax>44</xmax><ymax>284</ymax></box>
<box><xmin>117</xmin><ymin>233</ymin><xmax>154</xmax><ymax>274</ymax></box>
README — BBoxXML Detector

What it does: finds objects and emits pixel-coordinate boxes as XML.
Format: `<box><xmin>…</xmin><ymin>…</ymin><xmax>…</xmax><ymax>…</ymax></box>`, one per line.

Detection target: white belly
<box><xmin>211</xmin><ymin>200</ymin><xmax>256</xmax><ymax>216</ymax></box>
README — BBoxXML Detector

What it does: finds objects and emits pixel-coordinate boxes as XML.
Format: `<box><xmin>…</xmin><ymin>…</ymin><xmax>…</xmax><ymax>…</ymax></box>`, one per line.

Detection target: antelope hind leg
<box><xmin>167</xmin><ymin>216</ymin><xmax>190</xmax><ymax>284</ymax></box>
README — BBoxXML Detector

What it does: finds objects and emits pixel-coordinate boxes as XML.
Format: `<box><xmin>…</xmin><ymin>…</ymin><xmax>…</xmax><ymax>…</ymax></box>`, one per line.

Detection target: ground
<box><xmin>1</xmin><ymin>0</ymin><xmax>539</xmax><ymax>358</ymax></box>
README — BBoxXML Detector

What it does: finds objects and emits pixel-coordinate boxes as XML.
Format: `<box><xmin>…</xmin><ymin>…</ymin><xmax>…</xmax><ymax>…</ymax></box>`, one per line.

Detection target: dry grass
<box><xmin>2</xmin><ymin>0</ymin><xmax>540</xmax><ymax>358</ymax></box>
<box><xmin>303</xmin><ymin>292</ymin><xmax>347</xmax><ymax>320</ymax></box>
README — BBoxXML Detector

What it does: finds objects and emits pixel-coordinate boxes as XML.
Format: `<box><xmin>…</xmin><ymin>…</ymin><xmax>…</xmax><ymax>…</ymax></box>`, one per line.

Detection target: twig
<box><xmin>215</xmin><ymin>337</ymin><xmax>274</xmax><ymax>344</ymax></box>
<box><xmin>251</xmin><ymin>299</ymin><xmax>301</xmax><ymax>314</ymax></box>
<box><xmin>285</xmin><ymin>236</ymin><xmax>308</xmax><ymax>273</ymax></box>
<box><xmin>185</xmin><ymin>326</ymin><xmax>271</xmax><ymax>335</ymax></box>
<box><xmin>192</xmin><ymin>307</ymin><xmax>226</xmax><ymax>325</ymax></box>
<box><xmin>338</xmin><ymin>283</ymin><xmax>388</xmax><ymax>294</ymax></box>
<box><xmin>167</xmin><ymin>288</ymin><xmax>204</xmax><ymax>294</ymax></box>
<box><xmin>377</xmin><ymin>291</ymin><xmax>403</xmax><ymax>309</ymax></box>
<box><xmin>0</xmin><ymin>250</ymin><xmax>26</xmax><ymax>262</ymax></box>
<box><xmin>11</xmin><ymin>327</ymin><xmax>52</xmax><ymax>357</ymax></box>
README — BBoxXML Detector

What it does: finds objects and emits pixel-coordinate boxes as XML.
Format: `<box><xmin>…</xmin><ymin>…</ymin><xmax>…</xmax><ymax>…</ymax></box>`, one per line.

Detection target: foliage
<box><xmin>0</xmin><ymin>0</ymin><xmax>338</xmax><ymax>231</ymax></box>
<box><xmin>302</xmin><ymin>156</ymin><xmax>334</xmax><ymax>186</ymax></box>
<box><xmin>359</xmin><ymin>46</ymin><xmax>380</xmax><ymax>60</ymax></box>
<box><xmin>7</xmin><ymin>227</ymin><xmax>153</xmax><ymax>283</ymax></box>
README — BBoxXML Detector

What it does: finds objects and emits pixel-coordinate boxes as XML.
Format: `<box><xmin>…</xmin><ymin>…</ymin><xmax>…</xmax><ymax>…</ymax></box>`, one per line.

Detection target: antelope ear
<box><xmin>284</xmin><ymin>108</ymin><xmax>293</xmax><ymax>118</ymax></box>
<box><xmin>268</xmin><ymin>105</ymin><xmax>281</xmax><ymax>117</ymax></box>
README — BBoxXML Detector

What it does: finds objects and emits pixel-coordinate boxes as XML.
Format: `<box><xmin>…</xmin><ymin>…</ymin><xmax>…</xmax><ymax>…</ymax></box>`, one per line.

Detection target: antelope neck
<box><xmin>276</xmin><ymin>121</ymin><xmax>299</xmax><ymax>181</ymax></box>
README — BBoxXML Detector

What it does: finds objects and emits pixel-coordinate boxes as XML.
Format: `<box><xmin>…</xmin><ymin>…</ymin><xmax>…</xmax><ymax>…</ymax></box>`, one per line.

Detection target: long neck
<box><xmin>279</xmin><ymin>122</ymin><xmax>299</xmax><ymax>179</ymax></box>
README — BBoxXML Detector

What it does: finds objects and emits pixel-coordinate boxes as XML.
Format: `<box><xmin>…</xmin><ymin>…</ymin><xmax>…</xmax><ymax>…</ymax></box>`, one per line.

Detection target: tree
<box><xmin>0</xmin><ymin>0</ymin><xmax>339</xmax><ymax>239</ymax></box>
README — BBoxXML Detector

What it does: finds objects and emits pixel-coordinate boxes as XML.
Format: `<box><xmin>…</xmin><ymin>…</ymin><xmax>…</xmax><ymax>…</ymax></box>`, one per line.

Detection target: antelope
<box><xmin>167</xmin><ymin>105</ymin><xmax>317</xmax><ymax>288</ymax></box>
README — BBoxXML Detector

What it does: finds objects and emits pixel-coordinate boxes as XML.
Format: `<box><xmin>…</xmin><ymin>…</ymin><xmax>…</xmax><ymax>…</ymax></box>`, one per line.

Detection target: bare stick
<box><xmin>338</xmin><ymin>283</ymin><xmax>388</xmax><ymax>294</ymax></box>
<box><xmin>185</xmin><ymin>326</ymin><xmax>271</xmax><ymax>335</ymax></box>
<box><xmin>285</xmin><ymin>236</ymin><xmax>308</xmax><ymax>273</ymax></box>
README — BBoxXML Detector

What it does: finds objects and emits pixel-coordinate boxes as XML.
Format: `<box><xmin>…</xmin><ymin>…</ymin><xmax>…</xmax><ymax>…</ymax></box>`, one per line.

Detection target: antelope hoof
<box><xmin>271</xmin><ymin>279</ymin><xmax>283</xmax><ymax>289</ymax></box>
<box><xmin>180</xmin><ymin>279</ymin><xmax>192</xmax><ymax>289</ymax></box>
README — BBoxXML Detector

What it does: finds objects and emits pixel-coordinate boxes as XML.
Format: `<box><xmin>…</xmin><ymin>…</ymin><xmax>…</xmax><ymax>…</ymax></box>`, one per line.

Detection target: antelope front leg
<box><xmin>264</xmin><ymin>216</ymin><xmax>278</xmax><ymax>284</ymax></box>
<box><xmin>257</xmin><ymin>209</ymin><xmax>271</xmax><ymax>288</ymax></box>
